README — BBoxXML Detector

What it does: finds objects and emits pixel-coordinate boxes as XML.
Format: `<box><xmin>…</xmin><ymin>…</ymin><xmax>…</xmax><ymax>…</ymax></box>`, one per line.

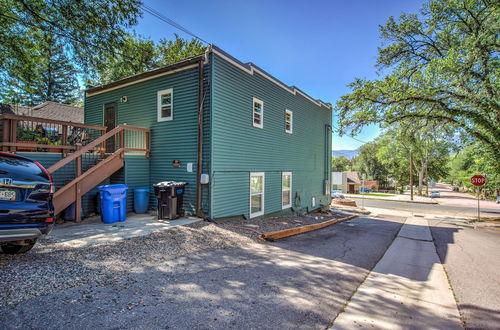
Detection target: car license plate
<box><xmin>0</xmin><ymin>189</ymin><xmax>16</xmax><ymax>201</ymax></box>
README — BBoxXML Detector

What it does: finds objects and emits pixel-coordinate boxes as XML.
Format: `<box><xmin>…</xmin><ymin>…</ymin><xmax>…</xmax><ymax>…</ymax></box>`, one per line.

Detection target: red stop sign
<box><xmin>471</xmin><ymin>175</ymin><xmax>486</xmax><ymax>187</ymax></box>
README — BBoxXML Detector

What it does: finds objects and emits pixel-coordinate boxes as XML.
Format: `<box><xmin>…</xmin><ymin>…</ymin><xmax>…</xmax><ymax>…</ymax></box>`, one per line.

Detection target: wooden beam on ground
<box><xmin>260</xmin><ymin>215</ymin><xmax>358</xmax><ymax>241</ymax></box>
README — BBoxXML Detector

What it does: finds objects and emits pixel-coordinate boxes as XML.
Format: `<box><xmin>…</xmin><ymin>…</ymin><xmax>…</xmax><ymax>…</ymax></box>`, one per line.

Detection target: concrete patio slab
<box><xmin>331</xmin><ymin>216</ymin><xmax>463</xmax><ymax>330</ymax></box>
<box><xmin>45</xmin><ymin>214</ymin><xmax>200</xmax><ymax>248</ymax></box>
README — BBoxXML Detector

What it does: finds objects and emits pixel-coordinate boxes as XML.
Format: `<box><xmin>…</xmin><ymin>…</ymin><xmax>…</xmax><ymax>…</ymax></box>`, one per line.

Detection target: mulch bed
<box><xmin>188</xmin><ymin>210</ymin><xmax>345</xmax><ymax>241</ymax></box>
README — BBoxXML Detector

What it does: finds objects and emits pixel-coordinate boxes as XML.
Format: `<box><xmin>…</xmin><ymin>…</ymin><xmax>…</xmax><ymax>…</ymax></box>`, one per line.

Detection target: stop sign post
<box><xmin>471</xmin><ymin>175</ymin><xmax>486</xmax><ymax>220</ymax></box>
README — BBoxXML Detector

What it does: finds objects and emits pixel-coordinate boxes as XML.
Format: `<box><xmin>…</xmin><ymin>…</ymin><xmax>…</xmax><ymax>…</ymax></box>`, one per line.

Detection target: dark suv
<box><xmin>0</xmin><ymin>152</ymin><xmax>54</xmax><ymax>254</ymax></box>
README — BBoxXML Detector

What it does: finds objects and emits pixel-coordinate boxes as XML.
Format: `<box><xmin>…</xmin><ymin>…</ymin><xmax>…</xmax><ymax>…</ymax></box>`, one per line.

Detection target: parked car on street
<box><xmin>359</xmin><ymin>187</ymin><xmax>372</xmax><ymax>193</ymax></box>
<box><xmin>331</xmin><ymin>190</ymin><xmax>345</xmax><ymax>199</ymax></box>
<box><xmin>430</xmin><ymin>191</ymin><xmax>441</xmax><ymax>198</ymax></box>
<box><xmin>0</xmin><ymin>152</ymin><xmax>54</xmax><ymax>254</ymax></box>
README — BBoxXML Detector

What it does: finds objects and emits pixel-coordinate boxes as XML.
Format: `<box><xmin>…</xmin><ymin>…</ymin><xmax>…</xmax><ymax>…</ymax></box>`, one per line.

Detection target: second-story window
<box><xmin>253</xmin><ymin>98</ymin><xmax>263</xmax><ymax>128</ymax></box>
<box><xmin>285</xmin><ymin>109</ymin><xmax>293</xmax><ymax>134</ymax></box>
<box><xmin>157</xmin><ymin>88</ymin><xmax>173</xmax><ymax>122</ymax></box>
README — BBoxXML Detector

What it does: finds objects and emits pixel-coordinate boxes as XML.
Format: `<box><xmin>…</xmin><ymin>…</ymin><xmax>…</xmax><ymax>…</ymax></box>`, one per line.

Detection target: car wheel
<box><xmin>0</xmin><ymin>239</ymin><xmax>37</xmax><ymax>254</ymax></box>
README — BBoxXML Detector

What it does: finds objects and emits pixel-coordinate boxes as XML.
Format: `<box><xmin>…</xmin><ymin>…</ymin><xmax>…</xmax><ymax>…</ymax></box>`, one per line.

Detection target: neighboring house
<box><xmin>84</xmin><ymin>45</ymin><xmax>332</xmax><ymax>219</ymax></box>
<box><xmin>0</xmin><ymin>104</ymin><xmax>31</xmax><ymax>116</ymax></box>
<box><xmin>1</xmin><ymin>102</ymin><xmax>83</xmax><ymax>142</ymax></box>
<box><xmin>332</xmin><ymin>171</ymin><xmax>361</xmax><ymax>193</ymax></box>
<box><xmin>0</xmin><ymin>102</ymin><xmax>83</xmax><ymax>123</ymax></box>
<box><xmin>363</xmin><ymin>180</ymin><xmax>379</xmax><ymax>191</ymax></box>
<box><xmin>30</xmin><ymin>101</ymin><xmax>83</xmax><ymax>123</ymax></box>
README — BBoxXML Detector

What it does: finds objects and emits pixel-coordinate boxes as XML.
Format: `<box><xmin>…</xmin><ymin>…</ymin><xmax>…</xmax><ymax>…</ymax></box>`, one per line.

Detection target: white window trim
<box><xmin>250</xmin><ymin>172</ymin><xmax>265</xmax><ymax>218</ymax></box>
<box><xmin>285</xmin><ymin>109</ymin><xmax>293</xmax><ymax>134</ymax></box>
<box><xmin>252</xmin><ymin>97</ymin><xmax>264</xmax><ymax>129</ymax></box>
<box><xmin>157</xmin><ymin>88</ymin><xmax>173</xmax><ymax>122</ymax></box>
<box><xmin>282</xmin><ymin>171</ymin><xmax>292</xmax><ymax>209</ymax></box>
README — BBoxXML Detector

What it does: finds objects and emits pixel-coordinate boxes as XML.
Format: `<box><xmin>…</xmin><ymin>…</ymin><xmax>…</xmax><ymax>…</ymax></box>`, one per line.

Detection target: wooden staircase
<box><xmin>46</xmin><ymin>125</ymin><xmax>150</xmax><ymax>221</ymax></box>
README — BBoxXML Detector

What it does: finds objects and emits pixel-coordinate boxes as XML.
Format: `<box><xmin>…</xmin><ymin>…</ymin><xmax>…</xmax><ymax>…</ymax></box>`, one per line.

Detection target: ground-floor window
<box><xmin>282</xmin><ymin>172</ymin><xmax>292</xmax><ymax>209</ymax></box>
<box><xmin>250</xmin><ymin>172</ymin><xmax>265</xmax><ymax>218</ymax></box>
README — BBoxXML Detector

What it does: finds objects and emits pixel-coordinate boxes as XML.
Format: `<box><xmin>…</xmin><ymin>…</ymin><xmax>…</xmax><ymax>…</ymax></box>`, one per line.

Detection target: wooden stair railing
<box><xmin>47</xmin><ymin>125</ymin><xmax>150</xmax><ymax>221</ymax></box>
<box><xmin>53</xmin><ymin>148</ymin><xmax>125</xmax><ymax>216</ymax></box>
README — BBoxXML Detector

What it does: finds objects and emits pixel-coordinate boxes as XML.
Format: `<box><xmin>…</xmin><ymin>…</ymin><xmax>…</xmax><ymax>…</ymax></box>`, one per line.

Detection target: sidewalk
<box><xmin>44</xmin><ymin>214</ymin><xmax>200</xmax><ymax>248</ymax></box>
<box><xmin>331</xmin><ymin>216</ymin><xmax>463</xmax><ymax>329</ymax></box>
<box><xmin>344</xmin><ymin>193</ymin><xmax>437</xmax><ymax>204</ymax></box>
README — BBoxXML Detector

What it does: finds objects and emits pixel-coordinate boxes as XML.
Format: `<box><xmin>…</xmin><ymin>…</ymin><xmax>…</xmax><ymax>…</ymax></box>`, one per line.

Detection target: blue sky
<box><xmin>135</xmin><ymin>0</ymin><xmax>424</xmax><ymax>150</ymax></box>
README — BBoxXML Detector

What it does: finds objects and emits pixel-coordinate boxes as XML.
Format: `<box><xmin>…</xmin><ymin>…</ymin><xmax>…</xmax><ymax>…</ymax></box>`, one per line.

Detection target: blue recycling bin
<box><xmin>134</xmin><ymin>188</ymin><xmax>150</xmax><ymax>214</ymax></box>
<box><xmin>98</xmin><ymin>184</ymin><xmax>128</xmax><ymax>223</ymax></box>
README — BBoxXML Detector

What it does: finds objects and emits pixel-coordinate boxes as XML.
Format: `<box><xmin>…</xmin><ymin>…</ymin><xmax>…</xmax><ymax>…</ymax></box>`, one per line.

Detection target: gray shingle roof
<box><xmin>0</xmin><ymin>103</ymin><xmax>31</xmax><ymax>116</ymax></box>
<box><xmin>1</xmin><ymin>102</ymin><xmax>83</xmax><ymax>123</ymax></box>
<box><xmin>32</xmin><ymin>102</ymin><xmax>83</xmax><ymax>123</ymax></box>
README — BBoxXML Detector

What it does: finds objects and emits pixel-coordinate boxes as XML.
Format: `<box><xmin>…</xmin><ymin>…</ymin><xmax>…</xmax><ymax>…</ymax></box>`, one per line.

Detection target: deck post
<box><xmin>75</xmin><ymin>144</ymin><xmax>82</xmax><ymax>176</ymax></box>
<box><xmin>62</xmin><ymin>125</ymin><xmax>68</xmax><ymax>157</ymax></box>
<box><xmin>145</xmin><ymin>131</ymin><xmax>150</xmax><ymax>158</ymax></box>
<box><xmin>75</xmin><ymin>182</ymin><xmax>82</xmax><ymax>222</ymax></box>
<box><xmin>119</xmin><ymin>129</ymin><xmax>125</xmax><ymax>149</ymax></box>
<box><xmin>2</xmin><ymin>118</ymin><xmax>10</xmax><ymax>151</ymax></box>
<box><xmin>9</xmin><ymin>119</ymin><xmax>17</xmax><ymax>153</ymax></box>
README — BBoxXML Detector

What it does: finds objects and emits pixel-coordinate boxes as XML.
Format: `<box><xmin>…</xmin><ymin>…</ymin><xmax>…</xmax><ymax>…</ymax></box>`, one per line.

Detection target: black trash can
<box><xmin>153</xmin><ymin>181</ymin><xmax>188</xmax><ymax>220</ymax></box>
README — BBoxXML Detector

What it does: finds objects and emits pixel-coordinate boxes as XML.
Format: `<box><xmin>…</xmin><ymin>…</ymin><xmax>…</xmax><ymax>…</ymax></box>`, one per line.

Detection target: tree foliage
<box><xmin>447</xmin><ymin>142</ymin><xmax>500</xmax><ymax>193</ymax></box>
<box><xmin>94</xmin><ymin>34</ymin><xmax>206</xmax><ymax>85</ymax></box>
<box><xmin>1</xmin><ymin>33</ymin><xmax>78</xmax><ymax>106</ymax></box>
<box><xmin>331</xmin><ymin>155</ymin><xmax>352</xmax><ymax>172</ymax></box>
<box><xmin>0</xmin><ymin>0</ymin><xmax>142</xmax><ymax>105</ymax></box>
<box><xmin>336</xmin><ymin>0</ymin><xmax>500</xmax><ymax>158</ymax></box>
<box><xmin>351</xmin><ymin>122</ymin><xmax>454</xmax><ymax>194</ymax></box>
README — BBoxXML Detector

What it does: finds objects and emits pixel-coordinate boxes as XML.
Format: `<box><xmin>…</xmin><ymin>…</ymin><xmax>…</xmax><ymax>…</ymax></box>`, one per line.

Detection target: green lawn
<box><xmin>364</xmin><ymin>193</ymin><xmax>396</xmax><ymax>197</ymax></box>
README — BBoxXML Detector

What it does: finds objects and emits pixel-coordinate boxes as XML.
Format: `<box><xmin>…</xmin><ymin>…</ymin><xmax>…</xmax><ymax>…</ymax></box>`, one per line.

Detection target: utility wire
<box><xmin>139</xmin><ymin>3</ymin><xmax>210</xmax><ymax>44</ymax></box>
<box><xmin>331</xmin><ymin>123</ymin><xmax>370</xmax><ymax>144</ymax></box>
<box><xmin>0</xmin><ymin>12</ymin><xmax>140</xmax><ymax>66</ymax></box>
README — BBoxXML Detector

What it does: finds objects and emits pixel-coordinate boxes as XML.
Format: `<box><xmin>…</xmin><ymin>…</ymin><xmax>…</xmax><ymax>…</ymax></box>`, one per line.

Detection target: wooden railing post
<box><xmin>2</xmin><ymin>118</ymin><xmax>10</xmax><ymax>151</ymax></box>
<box><xmin>145</xmin><ymin>131</ymin><xmax>150</xmax><ymax>158</ymax></box>
<box><xmin>100</xmin><ymin>129</ymin><xmax>105</xmax><ymax>159</ymax></box>
<box><xmin>62</xmin><ymin>125</ymin><xmax>68</xmax><ymax>157</ymax></box>
<box><xmin>9</xmin><ymin>119</ymin><xmax>17</xmax><ymax>153</ymax></box>
<box><xmin>75</xmin><ymin>144</ymin><xmax>82</xmax><ymax>176</ymax></box>
<box><xmin>119</xmin><ymin>130</ymin><xmax>125</xmax><ymax>150</ymax></box>
<box><xmin>75</xmin><ymin>182</ymin><xmax>82</xmax><ymax>222</ymax></box>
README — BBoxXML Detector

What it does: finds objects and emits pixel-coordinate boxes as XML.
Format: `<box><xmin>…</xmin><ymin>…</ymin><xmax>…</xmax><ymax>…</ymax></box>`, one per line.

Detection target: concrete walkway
<box><xmin>331</xmin><ymin>216</ymin><xmax>463</xmax><ymax>329</ymax></box>
<box><xmin>45</xmin><ymin>214</ymin><xmax>200</xmax><ymax>248</ymax></box>
<box><xmin>344</xmin><ymin>193</ymin><xmax>437</xmax><ymax>204</ymax></box>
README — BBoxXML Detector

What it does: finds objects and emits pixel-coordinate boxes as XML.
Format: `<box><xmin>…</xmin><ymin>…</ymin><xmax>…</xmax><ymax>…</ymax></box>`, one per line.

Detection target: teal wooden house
<box><xmin>84</xmin><ymin>45</ymin><xmax>332</xmax><ymax>219</ymax></box>
<box><xmin>1</xmin><ymin>45</ymin><xmax>331</xmax><ymax>221</ymax></box>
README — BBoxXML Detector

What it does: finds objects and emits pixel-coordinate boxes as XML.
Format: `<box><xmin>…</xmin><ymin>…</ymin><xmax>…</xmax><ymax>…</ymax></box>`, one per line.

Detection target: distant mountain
<box><xmin>332</xmin><ymin>149</ymin><xmax>359</xmax><ymax>159</ymax></box>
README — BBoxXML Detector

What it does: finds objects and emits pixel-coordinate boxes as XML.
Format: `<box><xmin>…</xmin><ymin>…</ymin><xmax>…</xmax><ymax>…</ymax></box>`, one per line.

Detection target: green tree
<box><xmin>94</xmin><ymin>34</ymin><xmax>206</xmax><ymax>85</ymax></box>
<box><xmin>447</xmin><ymin>143</ymin><xmax>499</xmax><ymax>195</ymax></box>
<box><xmin>331</xmin><ymin>155</ymin><xmax>351</xmax><ymax>172</ymax></box>
<box><xmin>354</xmin><ymin>141</ymin><xmax>389</xmax><ymax>184</ymax></box>
<box><xmin>336</xmin><ymin>0</ymin><xmax>500</xmax><ymax>159</ymax></box>
<box><xmin>1</xmin><ymin>33</ymin><xmax>79</xmax><ymax>106</ymax></box>
<box><xmin>0</xmin><ymin>0</ymin><xmax>142</xmax><ymax>105</ymax></box>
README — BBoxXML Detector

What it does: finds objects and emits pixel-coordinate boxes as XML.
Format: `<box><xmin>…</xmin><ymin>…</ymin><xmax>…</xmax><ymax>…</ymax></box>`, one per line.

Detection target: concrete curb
<box><xmin>259</xmin><ymin>215</ymin><xmax>358</xmax><ymax>241</ymax></box>
<box><xmin>346</xmin><ymin>195</ymin><xmax>438</xmax><ymax>205</ymax></box>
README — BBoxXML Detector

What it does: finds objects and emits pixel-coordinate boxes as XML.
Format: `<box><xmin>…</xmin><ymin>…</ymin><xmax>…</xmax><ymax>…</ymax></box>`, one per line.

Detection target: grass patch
<box><xmin>364</xmin><ymin>193</ymin><xmax>396</xmax><ymax>197</ymax></box>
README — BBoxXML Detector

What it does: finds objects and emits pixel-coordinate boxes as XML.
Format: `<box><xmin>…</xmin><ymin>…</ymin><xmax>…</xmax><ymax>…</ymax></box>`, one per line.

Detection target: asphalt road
<box><xmin>352</xmin><ymin>198</ymin><xmax>500</xmax><ymax>217</ymax></box>
<box><xmin>428</xmin><ymin>216</ymin><xmax>500</xmax><ymax>330</ymax></box>
<box><xmin>0</xmin><ymin>215</ymin><xmax>405</xmax><ymax>329</ymax></box>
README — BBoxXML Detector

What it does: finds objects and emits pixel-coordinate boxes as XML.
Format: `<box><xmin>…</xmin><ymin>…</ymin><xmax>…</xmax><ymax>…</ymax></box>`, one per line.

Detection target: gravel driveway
<box><xmin>1</xmin><ymin>214</ymin><xmax>405</xmax><ymax>329</ymax></box>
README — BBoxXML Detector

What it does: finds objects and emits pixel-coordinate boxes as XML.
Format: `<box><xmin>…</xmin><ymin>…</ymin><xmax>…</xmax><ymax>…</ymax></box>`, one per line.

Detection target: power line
<box><xmin>330</xmin><ymin>123</ymin><xmax>370</xmax><ymax>144</ymax></box>
<box><xmin>0</xmin><ymin>12</ymin><xmax>140</xmax><ymax>66</ymax></box>
<box><xmin>139</xmin><ymin>3</ymin><xmax>210</xmax><ymax>45</ymax></box>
